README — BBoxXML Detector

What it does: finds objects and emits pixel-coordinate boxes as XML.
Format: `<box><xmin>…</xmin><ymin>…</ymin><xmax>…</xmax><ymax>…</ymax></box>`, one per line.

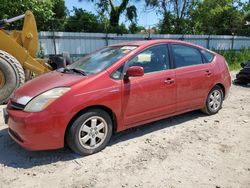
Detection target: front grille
<box><xmin>8</xmin><ymin>101</ymin><xmax>25</xmax><ymax>110</ymax></box>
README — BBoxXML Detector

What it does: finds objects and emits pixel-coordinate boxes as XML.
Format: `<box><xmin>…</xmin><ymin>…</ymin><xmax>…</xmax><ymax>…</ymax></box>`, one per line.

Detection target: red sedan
<box><xmin>3</xmin><ymin>40</ymin><xmax>231</xmax><ymax>155</ymax></box>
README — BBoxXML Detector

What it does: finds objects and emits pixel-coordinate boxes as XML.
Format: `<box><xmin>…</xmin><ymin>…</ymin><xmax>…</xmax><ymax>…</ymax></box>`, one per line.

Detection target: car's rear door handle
<box><xmin>164</xmin><ymin>78</ymin><xmax>175</xmax><ymax>85</ymax></box>
<box><xmin>205</xmin><ymin>70</ymin><xmax>212</xmax><ymax>76</ymax></box>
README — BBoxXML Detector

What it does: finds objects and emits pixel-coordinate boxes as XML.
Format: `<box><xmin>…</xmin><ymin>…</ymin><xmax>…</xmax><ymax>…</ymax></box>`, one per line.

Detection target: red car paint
<box><xmin>5</xmin><ymin>40</ymin><xmax>231</xmax><ymax>151</ymax></box>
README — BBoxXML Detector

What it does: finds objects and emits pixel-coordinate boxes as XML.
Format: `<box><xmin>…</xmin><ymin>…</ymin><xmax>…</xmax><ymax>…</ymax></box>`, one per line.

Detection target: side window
<box><xmin>172</xmin><ymin>44</ymin><xmax>203</xmax><ymax>68</ymax></box>
<box><xmin>201</xmin><ymin>50</ymin><xmax>214</xmax><ymax>63</ymax></box>
<box><xmin>127</xmin><ymin>44</ymin><xmax>170</xmax><ymax>74</ymax></box>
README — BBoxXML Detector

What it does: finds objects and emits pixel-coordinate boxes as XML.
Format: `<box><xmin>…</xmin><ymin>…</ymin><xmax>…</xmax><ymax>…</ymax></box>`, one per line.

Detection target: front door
<box><xmin>122</xmin><ymin>44</ymin><xmax>176</xmax><ymax>126</ymax></box>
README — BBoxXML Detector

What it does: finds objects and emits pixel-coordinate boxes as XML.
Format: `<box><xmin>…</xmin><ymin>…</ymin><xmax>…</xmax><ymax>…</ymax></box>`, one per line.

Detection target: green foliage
<box><xmin>49</xmin><ymin>0</ymin><xmax>68</xmax><ymax>31</ymax></box>
<box><xmin>147</xmin><ymin>0</ymin><xmax>195</xmax><ymax>34</ymax></box>
<box><xmin>1</xmin><ymin>0</ymin><xmax>249</xmax><ymax>35</ymax></box>
<box><xmin>96</xmin><ymin>0</ymin><xmax>138</xmax><ymax>26</ymax></box>
<box><xmin>65</xmin><ymin>8</ymin><xmax>105</xmax><ymax>32</ymax></box>
<box><xmin>126</xmin><ymin>5</ymin><xmax>137</xmax><ymax>22</ymax></box>
<box><xmin>64</xmin><ymin>7</ymin><xmax>130</xmax><ymax>34</ymax></box>
<box><xmin>0</xmin><ymin>0</ymin><xmax>53</xmax><ymax>30</ymax></box>
<box><xmin>146</xmin><ymin>0</ymin><xmax>249</xmax><ymax>35</ymax></box>
<box><xmin>158</xmin><ymin>12</ymin><xmax>175</xmax><ymax>34</ymax></box>
<box><xmin>83</xmin><ymin>0</ymin><xmax>138</xmax><ymax>33</ymax></box>
<box><xmin>0</xmin><ymin>0</ymin><xmax>67</xmax><ymax>31</ymax></box>
<box><xmin>190</xmin><ymin>0</ymin><xmax>249</xmax><ymax>35</ymax></box>
<box><xmin>215</xmin><ymin>48</ymin><xmax>250</xmax><ymax>70</ymax></box>
<box><xmin>112</xmin><ymin>23</ymin><xmax>129</xmax><ymax>34</ymax></box>
<box><xmin>128</xmin><ymin>22</ymin><xmax>145</xmax><ymax>34</ymax></box>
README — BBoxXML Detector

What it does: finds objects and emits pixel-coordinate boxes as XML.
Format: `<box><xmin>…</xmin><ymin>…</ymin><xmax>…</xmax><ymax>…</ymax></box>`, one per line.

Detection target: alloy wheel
<box><xmin>78</xmin><ymin>116</ymin><xmax>108</xmax><ymax>149</ymax></box>
<box><xmin>208</xmin><ymin>90</ymin><xmax>222</xmax><ymax>112</ymax></box>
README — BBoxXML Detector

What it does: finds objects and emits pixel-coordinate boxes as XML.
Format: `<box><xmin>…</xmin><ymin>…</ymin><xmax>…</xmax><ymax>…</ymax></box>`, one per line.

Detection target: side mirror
<box><xmin>125</xmin><ymin>66</ymin><xmax>144</xmax><ymax>79</ymax></box>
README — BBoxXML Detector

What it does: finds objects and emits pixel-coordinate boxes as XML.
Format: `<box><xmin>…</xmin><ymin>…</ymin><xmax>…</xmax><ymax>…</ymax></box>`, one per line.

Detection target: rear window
<box><xmin>201</xmin><ymin>50</ymin><xmax>214</xmax><ymax>63</ymax></box>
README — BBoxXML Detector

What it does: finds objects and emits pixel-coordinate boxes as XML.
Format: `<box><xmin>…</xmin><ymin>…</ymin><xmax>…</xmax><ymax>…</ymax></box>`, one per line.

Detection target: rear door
<box><xmin>122</xmin><ymin>44</ymin><xmax>176</xmax><ymax>126</ymax></box>
<box><xmin>170</xmin><ymin>44</ymin><xmax>215</xmax><ymax>112</ymax></box>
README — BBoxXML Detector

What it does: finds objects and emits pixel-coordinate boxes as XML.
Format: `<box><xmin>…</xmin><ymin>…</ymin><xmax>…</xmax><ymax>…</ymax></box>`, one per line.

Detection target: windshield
<box><xmin>68</xmin><ymin>46</ymin><xmax>137</xmax><ymax>75</ymax></box>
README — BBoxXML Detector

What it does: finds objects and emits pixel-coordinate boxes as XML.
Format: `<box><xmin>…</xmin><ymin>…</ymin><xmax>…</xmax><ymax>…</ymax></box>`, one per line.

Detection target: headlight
<box><xmin>24</xmin><ymin>87</ymin><xmax>70</xmax><ymax>112</ymax></box>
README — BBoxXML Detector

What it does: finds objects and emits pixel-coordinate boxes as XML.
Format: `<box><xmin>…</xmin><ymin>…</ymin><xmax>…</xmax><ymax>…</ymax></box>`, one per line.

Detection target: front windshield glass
<box><xmin>68</xmin><ymin>46</ymin><xmax>137</xmax><ymax>75</ymax></box>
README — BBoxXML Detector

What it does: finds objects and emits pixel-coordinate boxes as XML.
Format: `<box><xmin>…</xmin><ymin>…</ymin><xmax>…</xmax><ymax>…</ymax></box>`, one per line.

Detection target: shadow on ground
<box><xmin>0</xmin><ymin>110</ymin><xmax>205</xmax><ymax>169</ymax></box>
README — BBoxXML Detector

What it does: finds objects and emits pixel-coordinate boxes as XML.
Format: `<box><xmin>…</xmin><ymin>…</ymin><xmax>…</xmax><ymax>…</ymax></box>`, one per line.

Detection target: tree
<box><xmin>64</xmin><ymin>7</ymin><xmax>105</xmax><ymax>32</ymax></box>
<box><xmin>0</xmin><ymin>0</ymin><xmax>67</xmax><ymax>31</ymax></box>
<box><xmin>158</xmin><ymin>12</ymin><xmax>176</xmax><ymax>34</ymax></box>
<box><xmin>50</xmin><ymin>0</ymin><xmax>68</xmax><ymax>31</ymax></box>
<box><xmin>129</xmin><ymin>23</ymin><xmax>145</xmax><ymax>33</ymax></box>
<box><xmin>146</xmin><ymin>0</ymin><xmax>195</xmax><ymax>34</ymax></box>
<box><xmin>190</xmin><ymin>0</ymin><xmax>246</xmax><ymax>35</ymax></box>
<box><xmin>244</xmin><ymin>11</ymin><xmax>250</xmax><ymax>23</ymax></box>
<box><xmin>171</xmin><ymin>0</ymin><xmax>194</xmax><ymax>33</ymax></box>
<box><xmin>81</xmin><ymin>0</ymin><xmax>138</xmax><ymax>33</ymax></box>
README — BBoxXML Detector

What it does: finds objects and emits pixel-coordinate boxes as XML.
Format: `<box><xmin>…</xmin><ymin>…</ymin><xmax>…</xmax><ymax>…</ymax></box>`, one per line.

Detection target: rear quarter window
<box><xmin>201</xmin><ymin>50</ymin><xmax>215</xmax><ymax>63</ymax></box>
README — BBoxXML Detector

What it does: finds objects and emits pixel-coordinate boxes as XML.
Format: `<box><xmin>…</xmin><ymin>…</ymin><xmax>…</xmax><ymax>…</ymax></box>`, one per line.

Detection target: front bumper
<box><xmin>6</xmin><ymin>108</ymin><xmax>69</xmax><ymax>151</ymax></box>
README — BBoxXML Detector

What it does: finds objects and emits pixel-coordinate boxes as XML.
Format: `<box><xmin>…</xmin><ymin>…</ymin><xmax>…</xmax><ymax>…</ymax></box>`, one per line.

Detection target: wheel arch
<box><xmin>64</xmin><ymin>105</ymin><xmax>118</xmax><ymax>145</ymax></box>
<box><xmin>214</xmin><ymin>83</ymin><xmax>225</xmax><ymax>99</ymax></box>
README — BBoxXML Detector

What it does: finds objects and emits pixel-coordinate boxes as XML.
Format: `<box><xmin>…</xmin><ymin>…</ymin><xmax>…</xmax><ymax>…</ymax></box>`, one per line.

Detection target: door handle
<box><xmin>205</xmin><ymin>70</ymin><xmax>212</xmax><ymax>76</ymax></box>
<box><xmin>164</xmin><ymin>78</ymin><xmax>175</xmax><ymax>85</ymax></box>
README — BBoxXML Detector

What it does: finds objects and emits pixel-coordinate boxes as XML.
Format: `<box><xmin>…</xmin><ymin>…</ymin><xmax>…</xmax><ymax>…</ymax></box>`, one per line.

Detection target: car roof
<box><xmin>110</xmin><ymin>39</ymin><xmax>218</xmax><ymax>57</ymax></box>
<box><xmin>110</xmin><ymin>39</ymin><xmax>207</xmax><ymax>50</ymax></box>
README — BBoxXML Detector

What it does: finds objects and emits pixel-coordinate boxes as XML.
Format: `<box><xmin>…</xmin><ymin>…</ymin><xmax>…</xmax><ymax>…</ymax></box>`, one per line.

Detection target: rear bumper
<box><xmin>6</xmin><ymin>108</ymin><xmax>69</xmax><ymax>151</ymax></box>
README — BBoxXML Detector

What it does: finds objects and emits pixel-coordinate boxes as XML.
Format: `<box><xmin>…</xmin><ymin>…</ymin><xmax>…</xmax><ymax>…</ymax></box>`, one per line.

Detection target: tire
<box><xmin>0</xmin><ymin>50</ymin><xmax>25</xmax><ymax>104</ymax></box>
<box><xmin>202</xmin><ymin>86</ymin><xmax>224</xmax><ymax>115</ymax></box>
<box><xmin>66</xmin><ymin>109</ymin><xmax>113</xmax><ymax>155</ymax></box>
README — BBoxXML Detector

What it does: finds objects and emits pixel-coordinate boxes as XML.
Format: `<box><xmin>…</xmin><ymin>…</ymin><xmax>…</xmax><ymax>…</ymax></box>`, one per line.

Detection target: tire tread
<box><xmin>0</xmin><ymin>50</ymin><xmax>25</xmax><ymax>103</ymax></box>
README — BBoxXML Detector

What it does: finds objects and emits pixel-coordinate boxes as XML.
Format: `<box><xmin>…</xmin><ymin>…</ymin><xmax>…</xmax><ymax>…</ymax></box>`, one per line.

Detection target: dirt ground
<box><xmin>0</xmin><ymin>73</ymin><xmax>249</xmax><ymax>188</ymax></box>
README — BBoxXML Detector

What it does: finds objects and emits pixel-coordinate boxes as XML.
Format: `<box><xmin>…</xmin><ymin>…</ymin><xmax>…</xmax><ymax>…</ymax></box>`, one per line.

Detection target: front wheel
<box><xmin>66</xmin><ymin>109</ymin><xmax>113</xmax><ymax>155</ymax></box>
<box><xmin>202</xmin><ymin>86</ymin><xmax>223</xmax><ymax>115</ymax></box>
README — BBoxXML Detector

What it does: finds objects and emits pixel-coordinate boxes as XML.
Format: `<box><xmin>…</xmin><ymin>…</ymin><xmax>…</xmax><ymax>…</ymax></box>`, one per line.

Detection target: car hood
<box><xmin>12</xmin><ymin>71</ymin><xmax>86</xmax><ymax>105</ymax></box>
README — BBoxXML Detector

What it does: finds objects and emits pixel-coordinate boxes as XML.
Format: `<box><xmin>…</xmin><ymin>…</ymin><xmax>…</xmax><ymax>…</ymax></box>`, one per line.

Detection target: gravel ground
<box><xmin>0</xmin><ymin>73</ymin><xmax>249</xmax><ymax>188</ymax></box>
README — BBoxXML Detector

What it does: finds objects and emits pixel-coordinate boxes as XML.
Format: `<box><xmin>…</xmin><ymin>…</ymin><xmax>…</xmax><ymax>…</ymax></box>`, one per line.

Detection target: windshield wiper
<box><xmin>69</xmin><ymin>68</ymin><xmax>87</xmax><ymax>76</ymax></box>
<box><xmin>60</xmin><ymin>68</ymin><xmax>86</xmax><ymax>76</ymax></box>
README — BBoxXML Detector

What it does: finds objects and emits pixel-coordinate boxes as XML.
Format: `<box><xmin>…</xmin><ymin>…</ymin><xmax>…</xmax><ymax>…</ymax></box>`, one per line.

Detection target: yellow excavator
<box><xmin>0</xmin><ymin>11</ymin><xmax>70</xmax><ymax>104</ymax></box>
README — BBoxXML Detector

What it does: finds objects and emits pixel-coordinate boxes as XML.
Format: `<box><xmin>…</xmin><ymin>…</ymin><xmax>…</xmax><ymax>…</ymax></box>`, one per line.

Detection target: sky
<box><xmin>64</xmin><ymin>0</ymin><xmax>161</xmax><ymax>28</ymax></box>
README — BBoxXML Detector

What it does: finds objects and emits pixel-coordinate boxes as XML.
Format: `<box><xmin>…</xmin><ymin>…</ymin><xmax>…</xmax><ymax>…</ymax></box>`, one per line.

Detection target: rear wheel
<box><xmin>66</xmin><ymin>109</ymin><xmax>113</xmax><ymax>155</ymax></box>
<box><xmin>202</xmin><ymin>86</ymin><xmax>223</xmax><ymax>115</ymax></box>
<box><xmin>0</xmin><ymin>50</ymin><xmax>25</xmax><ymax>104</ymax></box>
